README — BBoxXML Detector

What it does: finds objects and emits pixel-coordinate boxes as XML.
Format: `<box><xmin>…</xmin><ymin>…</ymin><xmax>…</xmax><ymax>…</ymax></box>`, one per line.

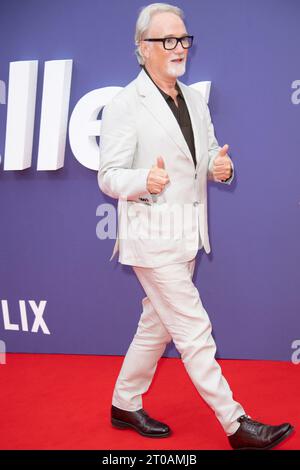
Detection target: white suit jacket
<box><xmin>98</xmin><ymin>68</ymin><xmax>233</xmax><ymax>267</ymax></box>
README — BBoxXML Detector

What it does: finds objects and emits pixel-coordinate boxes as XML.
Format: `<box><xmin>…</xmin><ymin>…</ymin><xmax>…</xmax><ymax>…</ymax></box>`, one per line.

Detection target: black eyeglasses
<box><xmin>142</xmin><ymin>35</ymin><xmax>194</xmax><ymax>50</ymax></box>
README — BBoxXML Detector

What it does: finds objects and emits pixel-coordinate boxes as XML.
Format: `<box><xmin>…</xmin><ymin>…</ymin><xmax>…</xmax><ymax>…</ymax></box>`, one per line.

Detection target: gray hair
<box><xmin>134</xmin><ymin>3</ymin><xmax>184</xmax><ymax>65</ymax></box>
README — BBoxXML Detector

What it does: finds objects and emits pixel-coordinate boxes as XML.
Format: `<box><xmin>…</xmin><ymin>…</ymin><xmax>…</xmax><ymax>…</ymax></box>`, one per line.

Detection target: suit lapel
<box><xmin>136</xmin><ymin>69</ymin><xmax>196</xmax><ymax>166</ymax></box>
<box><xmin>177</xmin><ymin>81</ymin><xmax>203</xmax><ymax>169</ymax></box>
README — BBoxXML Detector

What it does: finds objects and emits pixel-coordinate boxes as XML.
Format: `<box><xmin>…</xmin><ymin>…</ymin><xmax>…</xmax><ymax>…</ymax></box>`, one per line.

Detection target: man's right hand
<box><xmin>146</xmin><ymin>156</ymin><xmax>170</xmax><ymax>194</ymax></box>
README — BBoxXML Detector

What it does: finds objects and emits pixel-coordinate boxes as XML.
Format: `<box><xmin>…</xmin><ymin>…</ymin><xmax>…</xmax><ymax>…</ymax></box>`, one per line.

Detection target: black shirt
<box><xmin>143</xmin><ymin>66</ymin><xmax>197</xmax><ymax>168</ymax></box>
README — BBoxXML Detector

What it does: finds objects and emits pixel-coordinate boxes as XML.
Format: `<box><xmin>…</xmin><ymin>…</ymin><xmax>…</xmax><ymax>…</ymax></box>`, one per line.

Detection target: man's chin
<box><xmin>167</xmin><ymin>64</ymin><xmax>186</xmax><ymax>78</ymax></box>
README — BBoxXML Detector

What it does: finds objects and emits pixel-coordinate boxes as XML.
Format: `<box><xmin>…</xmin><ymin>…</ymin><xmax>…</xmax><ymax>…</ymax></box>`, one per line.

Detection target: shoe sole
<box><xmin>111</xmin><ymin>417</ymin><xmax>171</xmax><ymax>438</ymax></box>
<box><xmin>235</xmin><ymin>425</ymin><xmax>295</xmax><ymax>450</ymax></box>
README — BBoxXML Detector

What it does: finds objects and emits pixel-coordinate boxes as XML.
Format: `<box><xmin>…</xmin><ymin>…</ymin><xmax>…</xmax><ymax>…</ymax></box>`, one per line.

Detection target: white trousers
<box><xmin>112</xmin><ymin>258</ymin><xmax>246</xmax><ymax>435</ymax></box>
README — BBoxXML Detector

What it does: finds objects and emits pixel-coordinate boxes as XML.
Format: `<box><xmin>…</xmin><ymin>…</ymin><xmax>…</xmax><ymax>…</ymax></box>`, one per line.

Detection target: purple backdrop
<box><xmin>0</xmin><ymin>0</ymin><xmax>299</xmax><ymax>360</ymax></box>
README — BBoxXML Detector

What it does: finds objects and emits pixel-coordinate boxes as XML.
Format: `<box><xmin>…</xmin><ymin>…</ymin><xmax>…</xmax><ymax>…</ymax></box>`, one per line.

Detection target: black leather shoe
<box><xmin>228</xmin><ymin>414</ymin><xmax>294</xmax><ymax>450</ymax></box>
<box><xmin>111</xmin><ymin>405</ymin><xmax>171</xmax><ymax>438</ymax></box>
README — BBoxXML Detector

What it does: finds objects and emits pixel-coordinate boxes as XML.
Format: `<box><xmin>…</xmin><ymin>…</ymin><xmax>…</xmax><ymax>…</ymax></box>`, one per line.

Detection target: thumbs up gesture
<box><xmin>146</xmin><ymin>156</ymin><xmax>170</xmax><ymax>194</ymax></box>
<box><xmin>212</xmin><ymin>144</ymin><xmax>233</xmax><ymax>182</ymax></box>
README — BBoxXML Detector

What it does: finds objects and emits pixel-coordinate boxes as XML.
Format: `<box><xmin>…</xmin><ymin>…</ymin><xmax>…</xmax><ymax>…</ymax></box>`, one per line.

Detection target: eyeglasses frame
<box><xmin>142</xmin><ymin>35</ymin><xmax>194</xmax><ymax>50</ymax></box>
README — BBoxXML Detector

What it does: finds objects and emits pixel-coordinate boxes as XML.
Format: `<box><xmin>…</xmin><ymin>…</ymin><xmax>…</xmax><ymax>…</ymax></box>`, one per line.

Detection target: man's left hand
<box><xmin>212</xmin><ymin>144</ymin><xmax>233</xmax><ymax>182</ymax></box>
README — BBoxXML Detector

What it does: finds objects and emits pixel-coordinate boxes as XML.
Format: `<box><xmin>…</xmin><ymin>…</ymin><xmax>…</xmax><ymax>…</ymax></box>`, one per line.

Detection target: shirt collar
<box><xmin>142</xmin><ymin>65</ymin><xmax>183</xmax><ymax>100</ymax></box>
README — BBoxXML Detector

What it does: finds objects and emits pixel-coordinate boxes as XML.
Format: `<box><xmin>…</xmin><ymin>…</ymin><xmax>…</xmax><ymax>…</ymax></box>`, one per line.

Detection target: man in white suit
<box><xmin>98</xmin><ymin>3</ymin><xmax>293</xmax><ymax>450</ymax></box>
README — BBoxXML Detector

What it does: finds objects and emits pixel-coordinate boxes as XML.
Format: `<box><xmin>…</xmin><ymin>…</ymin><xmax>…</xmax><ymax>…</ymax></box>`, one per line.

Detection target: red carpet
<box><xmin>0</xmin><ymin>354</ymin><xmax>298</xmax><ymax>450</ymax></box>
